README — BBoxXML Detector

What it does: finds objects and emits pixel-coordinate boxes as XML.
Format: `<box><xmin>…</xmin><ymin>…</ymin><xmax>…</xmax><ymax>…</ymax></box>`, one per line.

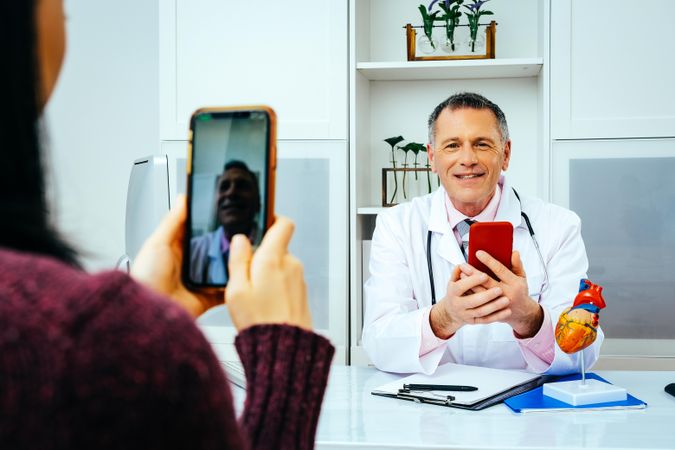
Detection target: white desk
<box><xmin>233</xmin><ymin>366</ymin><xmax>675</xmax><ymax>449</ymax></box>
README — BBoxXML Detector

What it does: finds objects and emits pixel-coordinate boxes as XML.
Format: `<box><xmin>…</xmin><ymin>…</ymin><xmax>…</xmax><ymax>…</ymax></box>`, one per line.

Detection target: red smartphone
<box><xmin>467</xmin><ymin>222</ymin><xmax>513</xmax><ymax>281</ymax></box>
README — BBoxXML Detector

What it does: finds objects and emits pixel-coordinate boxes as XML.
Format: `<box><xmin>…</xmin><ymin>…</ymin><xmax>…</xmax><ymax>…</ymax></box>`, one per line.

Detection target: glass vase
<box><xmin>467</xmin><ymin>31</ymin><xmax>486</xmax><ymax>53</ymax></box>
<box><xmin>440</xmin><ymin>36</ymin><xmax>459</xmax><ymax>54</ymax></box>
<box><xmin>417</xmin><ymin>34</ymin><xmax>437</xmax><ymax>55</ymax></box>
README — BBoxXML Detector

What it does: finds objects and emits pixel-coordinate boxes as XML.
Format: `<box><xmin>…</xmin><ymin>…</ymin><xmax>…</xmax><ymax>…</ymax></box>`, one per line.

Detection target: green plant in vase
<box><xmin>399</xmin><ymin>143</ymin><xmax>426</xmax><ymax>199</ymax></box>
<box><xmin>418</xmin><ymin>4</ymin><xmax>440</xmax><ymax>54</ymax></box>
<box><xmin>435</xmin><ymin>0</ymin><xmax>463</xmax><ymax>53</ymax></box>
<box><xmin>397</xmin><ymin>142</ymin><xmax>416</xmax><ymax>199</ymax></box>
<box><xmin>384</xmin><ymin>136</ymin><xmax>404</xmax><ymax>204</ymax></box>
<box><xmin>463</xmin><ymin>0</ymin><xmax>493</xmax><ymax>52</ymax></box>
<box><xmin>407</xmin><ymin>143</ymin><xmax>426</xmax><ymax>180</ymax></box>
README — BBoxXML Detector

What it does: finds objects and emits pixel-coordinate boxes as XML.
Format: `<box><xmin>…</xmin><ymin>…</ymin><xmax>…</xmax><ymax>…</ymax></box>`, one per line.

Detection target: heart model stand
<box><xmin>542</xmin><ymin>279</ymin><xmax>627</xmax><ymax>406</ymax></box>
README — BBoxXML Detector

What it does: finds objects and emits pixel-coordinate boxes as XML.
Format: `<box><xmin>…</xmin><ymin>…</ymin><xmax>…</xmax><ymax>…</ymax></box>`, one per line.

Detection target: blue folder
<box><xmin>504</xmin><ymin>372</ymin><xmax>647</xmax><ymax>413</ymax></box>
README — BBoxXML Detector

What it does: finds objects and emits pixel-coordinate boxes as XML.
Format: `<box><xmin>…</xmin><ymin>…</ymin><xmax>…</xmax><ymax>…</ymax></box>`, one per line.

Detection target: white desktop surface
<box><xmin>232</xmin><ymin>366</ymin><xmax>675</xmax><ymax>449</ymax></box>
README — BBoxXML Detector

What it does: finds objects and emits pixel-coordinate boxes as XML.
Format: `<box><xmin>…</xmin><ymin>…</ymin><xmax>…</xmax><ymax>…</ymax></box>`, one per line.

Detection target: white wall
<box><xmin>44</xmin><ymin>0</ymin><xmax>159</xmax><ymax>270</ymax></box>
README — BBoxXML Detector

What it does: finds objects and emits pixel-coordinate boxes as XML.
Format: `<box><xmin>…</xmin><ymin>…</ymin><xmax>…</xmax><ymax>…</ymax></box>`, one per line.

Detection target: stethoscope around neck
<box><xmin>426</xmin><ymin>188</ymin><xmax>550</xmax><ymax>305</ymax></box>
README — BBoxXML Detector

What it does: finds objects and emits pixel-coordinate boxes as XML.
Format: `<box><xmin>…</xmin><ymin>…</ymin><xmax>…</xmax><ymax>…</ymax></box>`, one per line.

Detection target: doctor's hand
<box><xmin>429</xmin><ymin>266</ymin><xmax>511</xmax><ymax>339</ymax></box>
<box><xmin>132</xmin><ymin>195</ymin><xmax>223</xmax><ymax>318</ymax></box>
<box><xmin>460</xmin><ymin>250</ymin><xmax>544</xmax><ymax>339</ymax></box>
<box><xmin>226</xmin><ymin>216</ymin><xmax>312</xmax><ymax>332</ymax></box>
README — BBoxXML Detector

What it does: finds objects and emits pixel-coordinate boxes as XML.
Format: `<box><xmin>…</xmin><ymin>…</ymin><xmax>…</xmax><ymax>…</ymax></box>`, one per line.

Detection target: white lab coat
<box><xmin>362</xmin><ymin>177</ymin><xmax>603</xmax><ymax>375</ymax></box>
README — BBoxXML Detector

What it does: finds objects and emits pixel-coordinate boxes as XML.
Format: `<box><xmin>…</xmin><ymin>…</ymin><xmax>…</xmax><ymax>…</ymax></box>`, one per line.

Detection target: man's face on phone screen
<box><xmin>215</xmin><ymin>167</ymin><xmax>260</xmax><ymax>238</ymax></box>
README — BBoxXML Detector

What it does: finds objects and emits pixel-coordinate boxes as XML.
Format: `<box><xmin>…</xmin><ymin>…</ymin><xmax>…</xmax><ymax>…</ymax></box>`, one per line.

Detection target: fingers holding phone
<box><xmin>131</xmin><ymin>195</ymin><xmax>223</xmax><ymax>318</ymax></box>
<box><xmin>429</xmin><ymin>267</ymin><xmax>510</xmax><ymax>339</ymax></box>
<box><xmin>462</xmin><ymin>251</ymin><xmax>544</xmax><ymax>338</ymax></box>
<box><xmin>226</xmin><ymin>216</ymin><xmax>312</xmax><ymax>332</ymax></box>
<box><xmin>445</xmin><ymin>270</ymin><xmax>511</xmax><ymax>327</ymax></box>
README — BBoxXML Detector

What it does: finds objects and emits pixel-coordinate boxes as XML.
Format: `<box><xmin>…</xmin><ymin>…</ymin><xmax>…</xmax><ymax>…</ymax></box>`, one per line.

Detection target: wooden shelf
<box><xmin>356</xmin><ymin>58</ymin><xmax>543</xmax><ymax>81</ymax></box>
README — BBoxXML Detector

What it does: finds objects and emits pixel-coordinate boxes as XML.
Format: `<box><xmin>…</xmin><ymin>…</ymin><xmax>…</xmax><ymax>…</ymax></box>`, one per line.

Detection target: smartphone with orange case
<box><xmin>467</xmin><ymin>222</ymin><xmax>513</xmax><ymax>281</ymax></box>
<box><xmin>182</xmin><ymin>106</ymin><xmax>277</xmax><ymax>291</ymax></box>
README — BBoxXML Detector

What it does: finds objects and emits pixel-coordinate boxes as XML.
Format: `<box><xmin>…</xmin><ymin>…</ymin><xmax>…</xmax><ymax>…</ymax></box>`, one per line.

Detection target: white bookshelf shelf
<box><xmin>357</xmin><ymin>206</ymin><xmax>389</xmax><ymax>215</ymax></box>
<box><xmin>356</xmin><ymin>58</ymin><xmax>543</xmax><ymax>81</ymax></box>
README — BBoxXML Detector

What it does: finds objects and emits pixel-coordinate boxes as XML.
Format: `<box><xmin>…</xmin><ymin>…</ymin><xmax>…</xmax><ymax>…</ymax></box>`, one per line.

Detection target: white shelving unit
<box><xmin>348</xmin><ymin>0</ymin><xmax>549</xmax><ymax>366</ymax></box>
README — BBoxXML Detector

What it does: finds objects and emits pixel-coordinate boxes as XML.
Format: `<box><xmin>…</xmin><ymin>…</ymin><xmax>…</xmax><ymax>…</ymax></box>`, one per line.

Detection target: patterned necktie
<box><xmin>455</xmin><ymin>219</ymin><xmax>476</xmax><ymax>261</ymax></box>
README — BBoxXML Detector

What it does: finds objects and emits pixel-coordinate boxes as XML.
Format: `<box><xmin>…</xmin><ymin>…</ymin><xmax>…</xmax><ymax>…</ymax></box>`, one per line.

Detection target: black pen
<box><xmin>403</xmin><ymin>384</ymin><xmax>478</xmax><ymax>392</ymax></box>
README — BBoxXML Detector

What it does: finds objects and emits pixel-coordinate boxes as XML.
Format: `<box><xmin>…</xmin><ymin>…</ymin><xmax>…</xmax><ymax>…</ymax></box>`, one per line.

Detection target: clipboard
<box><xmin>371</xmin><ymin>363</ymin><xmax>546</xmax><ymax>411</ymax></box>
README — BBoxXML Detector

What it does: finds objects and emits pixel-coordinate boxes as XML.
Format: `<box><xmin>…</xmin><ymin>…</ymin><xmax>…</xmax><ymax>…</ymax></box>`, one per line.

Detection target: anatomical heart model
<box><xmin>555</xmin><ymin>279</ymin><xmax>606</xmax><ymax>354</ymax></box>
<box><xmin>544</xmin><ymin>279</ymin><xmax>626</xmax><ymax>405</ymax></box>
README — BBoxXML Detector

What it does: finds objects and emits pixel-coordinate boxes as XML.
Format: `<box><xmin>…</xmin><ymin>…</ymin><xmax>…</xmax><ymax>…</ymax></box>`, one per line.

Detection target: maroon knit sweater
<box><xmin>0</xmin><ymin>249</ymin><xmax>334</xmax><ymax>449</ymax></box>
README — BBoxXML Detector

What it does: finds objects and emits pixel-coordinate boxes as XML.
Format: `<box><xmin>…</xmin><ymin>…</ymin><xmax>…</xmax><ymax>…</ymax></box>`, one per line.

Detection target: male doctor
<box><xmin>362</xmin><ymin>92</ymin><xmax>603</xmax><ymax>375</ymax></box>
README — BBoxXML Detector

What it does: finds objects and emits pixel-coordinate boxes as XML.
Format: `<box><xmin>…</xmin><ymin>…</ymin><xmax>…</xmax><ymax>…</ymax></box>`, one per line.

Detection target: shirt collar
<box><xmin>208</xmin><ymin>226</ymin><xmax>228</xmax><ymax>258</ymax></box>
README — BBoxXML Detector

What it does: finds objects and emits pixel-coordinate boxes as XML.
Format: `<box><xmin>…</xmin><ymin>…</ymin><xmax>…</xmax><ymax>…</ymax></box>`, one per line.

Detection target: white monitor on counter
<box><xmin>119</xmin><ymin>155</ymin><xmax>186</xmax><ymax>269</ymax></box>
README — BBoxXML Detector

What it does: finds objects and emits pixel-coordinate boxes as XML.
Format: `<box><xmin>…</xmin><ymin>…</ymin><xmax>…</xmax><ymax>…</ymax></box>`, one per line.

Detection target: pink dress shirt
<box><xmin>419</xmin><ymin>182</ymin><xmax>555</xmax><ymax>371</ymax></box>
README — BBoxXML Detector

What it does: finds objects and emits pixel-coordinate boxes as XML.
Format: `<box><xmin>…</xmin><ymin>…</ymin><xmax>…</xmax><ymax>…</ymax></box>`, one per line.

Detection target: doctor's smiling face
<box><xmin>215</xmin><ymin>162</ymin><xmax>261</xmax><ymax>240</ymax></box>
<box><xmin>427</xmin><ymin>106</ymin><xmax>511</xmax><ymax>217</ymax></box>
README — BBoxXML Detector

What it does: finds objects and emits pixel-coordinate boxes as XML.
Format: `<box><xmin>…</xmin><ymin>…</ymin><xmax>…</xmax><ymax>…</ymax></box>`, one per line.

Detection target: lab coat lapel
<box><xmin>427</xmin><ymin>187</ymin><xmax>465</xmax><ymax>266</ymax></box>
<box><xmin>494</xmin><ymin>177</ymin><xmax>525</xmax><ymax>230</ymax></box>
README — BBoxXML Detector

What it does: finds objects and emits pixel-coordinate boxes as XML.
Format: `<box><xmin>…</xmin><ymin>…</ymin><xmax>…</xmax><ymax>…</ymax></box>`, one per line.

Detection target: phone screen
<box><xmin>184</xmin><ymin>108</ymin><xmax>272</xmax><ymax>288</ymax></box>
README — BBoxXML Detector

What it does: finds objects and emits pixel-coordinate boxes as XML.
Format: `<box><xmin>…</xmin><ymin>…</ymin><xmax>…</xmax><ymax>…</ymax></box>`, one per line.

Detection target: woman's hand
<box><xmin>131</xmin><ymin>195</ymin><xmax>223</xmax><ymax>318</ymax></box>
<box><xmin>226</xmin><ymin>216</ymin><xmax>312</xmax><ymax>331</ymax></box>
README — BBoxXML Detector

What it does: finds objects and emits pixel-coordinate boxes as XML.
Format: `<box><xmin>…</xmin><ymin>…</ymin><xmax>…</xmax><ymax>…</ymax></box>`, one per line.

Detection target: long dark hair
<box><xmin>0</xmin><ymin>1</ymin><xmax>79</xmax><ymax>267</ymax></box>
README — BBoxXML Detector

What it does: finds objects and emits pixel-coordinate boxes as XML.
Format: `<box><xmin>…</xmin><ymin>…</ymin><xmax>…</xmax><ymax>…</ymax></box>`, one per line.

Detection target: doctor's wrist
<box><xmin>429</xmin><ymin>304</ymin><xmax>457</xmax><ymax>340</ymax></box>
<box><xmin>512</xmin><ymin>303</ymin><xmax>544</xmax><ymax>339</ymax></box>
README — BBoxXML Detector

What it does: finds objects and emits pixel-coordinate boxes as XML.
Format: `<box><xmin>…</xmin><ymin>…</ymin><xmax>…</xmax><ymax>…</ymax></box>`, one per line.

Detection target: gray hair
<box><xmin>427</xmin><ymin>92</ymin><xmax>510</xmax><ymax>147</ymax></box>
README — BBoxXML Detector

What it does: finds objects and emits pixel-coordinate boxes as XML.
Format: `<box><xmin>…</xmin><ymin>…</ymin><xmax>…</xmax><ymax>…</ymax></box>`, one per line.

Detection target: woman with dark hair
<box><xmin>0</xmin><ymin>1</ymin><xmax>333</xmax><ymax>449</ymax></box>
<box><xmin>0</xmin><ymin>0</ymin><xmax>78</xmax><ymax>265</ymax></box>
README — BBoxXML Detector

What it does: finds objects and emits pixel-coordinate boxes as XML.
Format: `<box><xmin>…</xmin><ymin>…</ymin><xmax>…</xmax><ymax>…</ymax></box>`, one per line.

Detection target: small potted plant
<box><xmin>407</xmin><ymin>143</ymin><xmax>426</xmax><ymax>181</ymax></box>
<box><xmin>417</xmin><ymin>4</ymin><xmax>440</xmax><ymax>54</ymax></box>
<box><xmin>399</xmin><ymin>142</ymin><xmax>427</xmax><ymax>199</ymax></box>
<box><xmin>398</xmin><ymin>142</ymin><xmax>415</xmax><ymax>199</ymax></box>
<box><xmin>384</xmin><ymin>136</ymin><xmax>404</xmax><ymax>204</ymax></box>
<box><xmin>436</xmin><ymin>0</ymin><xmax>464</xmax><ymax>53</ymax></box>
<box><xmin>464</xmin><ymin>0</ymin><xmax>493</xmax><ymax>52</ymax></box>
